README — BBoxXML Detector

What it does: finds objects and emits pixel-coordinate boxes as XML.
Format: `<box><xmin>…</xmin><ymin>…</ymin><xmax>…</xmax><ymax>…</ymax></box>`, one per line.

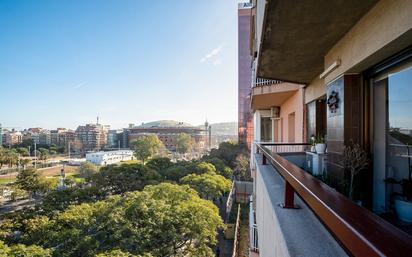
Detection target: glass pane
<box><xmin>387</xmin><ymin>66</ymin><xmax>412</xmax><ymax>192</ymax></box>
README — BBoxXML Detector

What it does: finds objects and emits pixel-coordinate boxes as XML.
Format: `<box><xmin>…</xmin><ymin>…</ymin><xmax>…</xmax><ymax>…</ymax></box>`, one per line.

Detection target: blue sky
<box><xmin>0</xmin><ymin>0</ymin><xmax>240</xmax><ymax>129</ymax></box>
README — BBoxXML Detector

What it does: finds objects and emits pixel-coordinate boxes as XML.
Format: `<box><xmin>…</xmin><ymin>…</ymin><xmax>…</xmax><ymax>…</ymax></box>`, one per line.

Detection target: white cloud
<box><xmin>213</xmin><ymin>58</ymin><xmax>223</xmax><ymax>66</ymax></box>
<box><xmin>200</xmin><ymin>44</ymin><xmax>225</xmax><ymax>63</ymax></box>
<box><xmin>73</xmin><ymin>82</ymin><xmax>85</xmax><ymax>89</ymax></box>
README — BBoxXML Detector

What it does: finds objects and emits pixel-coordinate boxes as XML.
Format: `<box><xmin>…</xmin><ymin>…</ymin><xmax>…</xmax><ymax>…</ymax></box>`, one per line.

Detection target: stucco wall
<box><xmin>279</xmin><ymin>89</ymin><xmax>304</xmax><ymax>142</ymax></box>
<box><xmin>305</xmin><ymin>76</ymin><xmax>325</xmax><ymax>104</ymax></box>
<box><xmin>324</xmin><ymin>0</ymin><xmax>412</xmax><ymax>83</ymax></box>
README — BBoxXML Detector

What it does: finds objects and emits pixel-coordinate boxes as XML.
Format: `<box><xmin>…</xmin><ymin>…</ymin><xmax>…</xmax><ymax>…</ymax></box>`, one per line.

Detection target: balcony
<box><xmin>252</xmin><ymin>142</ymin><xmax>412</xmax><ymax>257</ymax></box>
<box><xmin>250</xmin><ymin>80</ymin><xmax>302</xmax><ymax>111</ymax></box>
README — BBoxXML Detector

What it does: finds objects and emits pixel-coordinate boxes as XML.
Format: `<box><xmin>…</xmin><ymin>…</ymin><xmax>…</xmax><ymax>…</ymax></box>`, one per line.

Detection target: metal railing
<box><xmin>249</xmin><ymin>196</ymin><xmax>258</xmax><ymax>252</ymax></box>
<box><xmin>256</xmin><ymin>142</ymin><xmax>412</xmax><ymax>257</ymax></box>
<box><xmin>232</xmin><ymin>204</ymin><xmax>241</xmax><ymax>257</ymax></box>
<box><xmin>260</xmin><ymin>142</ymin><xmax>310</xmax><ymax>154</ymax></box>
<box><xmin>252</xmin><ymin>77</ymin><xmax>283</xmax><ymax>88</ymax></box>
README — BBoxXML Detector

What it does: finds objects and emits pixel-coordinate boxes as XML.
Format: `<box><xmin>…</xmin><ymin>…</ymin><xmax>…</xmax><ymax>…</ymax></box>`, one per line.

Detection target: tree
<box><xmin>201</xmin><ymin>157</ymin><xmax>233</xmax><ymax>178</ymax></box>
<box><xmin>208</xmin><ymin>141</ymin><xmax>249</xmax><ymax>168</ymax></box>
<box><xmin>131</xmin><ymin>135</ymin><xmax>165</xmax><ymax>164</ymax></box>
<box><xmin>78</xmin><ymin>161</ymin><xmax>99</xmax><ymax>181</ymax></box>
<box><xmin>38</xmin><ymin>186</ymin><xmax>104</xmax><ymax>215</ymax></box>
<box><xmin>20</xmin><ymin>159</ymin><xmax>32</xmax><ymax>170</ymax></box>
<box><xmin>22</xmin><ymin>183</ymin><xmax>223</xmax><ymax>257</ymax></box>
<box><xmin>146</xmin><ymin>157</ymin><xmax>172</xmax><ymax>173</ymax></box>
<box><xmin>180</xmin><ymin>172</ymin><xmax>231</xmax><ymax>200</ymax></box>
<box><xmin>0</xmin><ymin>148</ymin><xmax>19</xmax><ymax>168</ymax></box>
<box><xmin>90</xmin><ymin>164</ymin><xmax>161</xmax><ymax>195</ymax></box>
<box><xmin>194</xmin><ymin>162</ymin><xmax>217</xmax><ymax>174</ymax></box>
<box><xmin>38</xmin><ymin>148</ymin><xmax>49</xmax><ymax>161</ymax></box>
<box><xmin>17</xmin><ymin>147</ymin><xmax>30</xmax><ymax>157</ymax></box>
<box><xmin>15</xmin><ymin>168</ymin><xmax>41</xmax><ymax>196</ymax></box>
<box><xmin>175</xmin><ymin>133</ymin><xmax>194</xmax><ymax>154</ymax></box>
<box><xmin>94</xmin><ymin>250</ymin><xmax>144</xmax><ymax>257</ymax></box>
<box><xmin>0</xmin><ymin>240</ymin><xmax>52</xmax><ymax>257</ymax></box>
<box><xmin>233</xmin><ymin>154</ymin><xmax>250</xmax><ymax>181</ymax></box>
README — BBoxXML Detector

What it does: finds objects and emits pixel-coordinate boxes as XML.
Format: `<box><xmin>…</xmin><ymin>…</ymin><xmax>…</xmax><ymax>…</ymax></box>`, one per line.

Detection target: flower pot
<box><xmin>315</xmin><ymin>143</ymin><xmax>326</xmax><ymax>154</ymax></box>
<box><xmin>395</xmin><ymin>199</ymin><xmax>412</xmax><ymax>223</ymax></box>
<box><xmin>310</xmin><ymin>146</ymin><xmax>316</xmax><ymax>152</ymax></box>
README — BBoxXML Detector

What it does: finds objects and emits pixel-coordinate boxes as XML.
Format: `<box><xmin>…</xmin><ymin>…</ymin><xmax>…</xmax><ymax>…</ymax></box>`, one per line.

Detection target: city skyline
<box><xmin>0</xmin><ymin>118</ymin><xmax>238</xmax><ymax>131</ymax></box>
<box><xmin>0</xmin><ymin>0</ymin><xmax>242</xmax><ymax>129</ymax></box>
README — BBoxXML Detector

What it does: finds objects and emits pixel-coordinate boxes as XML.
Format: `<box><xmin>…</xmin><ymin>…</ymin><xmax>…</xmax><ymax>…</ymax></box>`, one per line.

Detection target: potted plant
<box><xmin>314</xmin><ymin>134</ymin><xmax>326</xmax><ymax>154</ymax></box>
<box><xmin>310</xmin><ymin>135</ymin><xmax>316</xmax><ymax>152</ymax></box>
<box><xmin>343</xmin><ymin>143</ymin><xmax>369</xmax><ymax>202</ymax></box>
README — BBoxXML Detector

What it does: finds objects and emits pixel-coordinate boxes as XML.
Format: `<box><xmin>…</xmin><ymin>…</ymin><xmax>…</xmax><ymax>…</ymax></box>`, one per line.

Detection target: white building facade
<box><xmin>86</xmin><ymin>150</ymin><xmax>134</xmax><ymax>166</ymax></box>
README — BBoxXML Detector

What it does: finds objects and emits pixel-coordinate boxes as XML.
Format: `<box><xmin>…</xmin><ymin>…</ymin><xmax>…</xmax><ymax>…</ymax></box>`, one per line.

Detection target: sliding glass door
<box><xmin>373</xmin><ymin>64</ymin><xmax>412</xmax><ymax>213</ymax></box>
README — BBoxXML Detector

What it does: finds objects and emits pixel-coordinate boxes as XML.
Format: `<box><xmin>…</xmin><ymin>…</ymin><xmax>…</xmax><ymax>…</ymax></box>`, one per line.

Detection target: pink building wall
<box><xmin>276</xmin><ymin>89</ymin><xmax>304</xmax><ymax>143</ymax></box>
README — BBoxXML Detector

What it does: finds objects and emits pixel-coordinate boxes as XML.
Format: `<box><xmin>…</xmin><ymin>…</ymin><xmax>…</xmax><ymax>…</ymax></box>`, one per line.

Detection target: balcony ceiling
<box><xmin>257</xmin><ymin>0</ymin><xmax>378</xmax><ymax>84</ymax></box>
<box><xmin>251</xmin><ymin>83</ymin><xmax>301</xmax><ymax>110</ymax></box>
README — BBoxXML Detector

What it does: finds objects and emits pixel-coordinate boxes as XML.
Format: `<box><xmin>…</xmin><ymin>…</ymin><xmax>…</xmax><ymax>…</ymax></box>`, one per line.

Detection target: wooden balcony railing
<box><xmin>256</xmin><ymin>142</ymin><xmax>412</xmax><ymax>257</ymax></box>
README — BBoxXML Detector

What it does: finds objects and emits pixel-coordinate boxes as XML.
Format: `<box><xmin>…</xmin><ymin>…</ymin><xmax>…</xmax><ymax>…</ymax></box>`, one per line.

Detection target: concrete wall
<box><xmin>254</xmin><ymin>154</ymin><xmax>348</xmax><ymax>257</ymax></box>
<box><xmin>255</xmin><ymin>0</ymin><xmax>266</xmax><ymax>59</ymax></box>
<box><xmin>324</xmin><ymin>0</ymin><xmax>412</xmax><ymax>83</ymax></box>
<box><xmin>305</xmin><ymin>76</ymin><xmax>325</xmax><ymax>104</ymax></box>
<box><xmin>255</xmin><ymin>157</ymin><xmax>290</xmax><ymax>257</ymax></box>
<box><xmin>305</xmin><ymin>0</ymin><xmax>412</xmax><ymax>102</ymax></box>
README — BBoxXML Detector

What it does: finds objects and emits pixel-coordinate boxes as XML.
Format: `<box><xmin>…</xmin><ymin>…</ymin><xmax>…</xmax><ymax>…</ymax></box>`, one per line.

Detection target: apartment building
<box><xmin>238</xmin><ymin>2</ymin><xmax>254</xmax><ymax>148</ymax></box>
<box><xmin>2</xmin><ymin>130</ymin><xmax>23</xmax><ymax>146</ymax></box>
<box><xmin>247</xmin><ymin>0</ymin><xmax>412</xmax><ymax>256</ymax></box>
<box><xmin>50</xmin><ymin>128</ymin><xmax>75</xmax><ymax>147</ymax></box>
<box><xmin>22</xmin><ymin>128</ymin><xmax>52</xmax><ymax>146</ymax></box>
<box><xmin>106</xmin><ymin>129</ymin><xmax>128</xmax><ymax>149</ymax></box>
<box><xmin>75</xmin><ymin>123</ymin><xmax>108</xmax><ymax>152</ymax></box>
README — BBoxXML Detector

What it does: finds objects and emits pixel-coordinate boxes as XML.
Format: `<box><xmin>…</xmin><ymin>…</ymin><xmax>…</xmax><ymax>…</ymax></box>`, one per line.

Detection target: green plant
<box><xmin>310</xmin><ymin>135</ymin><xmax>316</xmax><ymax>146</ymax></box>
<box><xmin>314</xmin><ymin>134</ymin><xmax>326</xmax><ymax>144</ymax></box>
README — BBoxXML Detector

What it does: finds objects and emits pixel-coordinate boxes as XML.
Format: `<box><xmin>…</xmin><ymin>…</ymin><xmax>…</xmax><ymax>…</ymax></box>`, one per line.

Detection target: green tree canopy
<box><xmin>15</xmin><ymin>168</ymin><xmax>41</xmax><ymax>196</ymax></box>
<box><xmin>78</xmin><ymin>161</ymin><xmax>99</xmax><ymax>181</ymax></box>
<box><xmin>208</xmin><ymin>141</ymin><xmax>249</xmax><ymax>168</ymax></box>
<box><xmin>0</xmin><ymin>148</ymin><xmax>19</xmax><ymax>168</ymax></box>
<box><xmin>233</xmin><ymin>154</ymin><xmax>251</xmax><ymax>181</ymax></box>
<box><xmin>180</xmin><ymin>172</ymin><xmax>231</xmax><ymax>200</ymax></box>
<box><xmin>145</xmin><ymin>157</ymin><xmax>172</xmax><ymax>173</ymax></box>
<box><xmin>38</xmin><ymin>148</ymin><xmax>50</xmax><ymax>161</ymax></box>
<box><xmin>22</xmin><ymin>183</ymin><xmax>223</xmax><ymax>257</ymax></box>
<box><xmin>175</xmin><ymin>133</ymin><xmax>194</xmax><ymax>154</ymax></box>
<box><xmin>0</xmin><ymin>240</ymin><xmax>52</xmax><ymax>257</ymax></box>
<box><xmin>90</xmin><ymin>164</ymin><xmax>161</xmax><ymax>195</ymax></box>
<box><xmin>131</xmin><ymin>135</ymin><xmax>165</xmax><ymax>164</ymax></box>
<box><xmin>16</xmin><ymin>147</ymin><xmax>30</xmax><ymax>157</ymax></box>
<box><xmin>201</xmin><ymin>157</ymin><xmax>233</xmax><ymax>178</ymax></box>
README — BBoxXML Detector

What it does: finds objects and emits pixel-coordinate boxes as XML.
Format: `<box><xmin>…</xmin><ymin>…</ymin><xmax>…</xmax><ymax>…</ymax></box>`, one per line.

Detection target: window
<box><xmin>372</xmin><ymin>57</ymin><xmax>412</xmax><ymax>213</ymax></box>
<box><xmin>260</xmin><ymin>117</ymin><xmax>272</xmax><ymax>142</ymax></box>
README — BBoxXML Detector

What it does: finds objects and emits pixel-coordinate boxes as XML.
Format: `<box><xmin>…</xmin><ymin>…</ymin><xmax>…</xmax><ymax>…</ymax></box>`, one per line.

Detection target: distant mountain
<box><xmin>204</xmin><ymin>122</ymin><xmax>238</xmax><ymax>136</ymax></box>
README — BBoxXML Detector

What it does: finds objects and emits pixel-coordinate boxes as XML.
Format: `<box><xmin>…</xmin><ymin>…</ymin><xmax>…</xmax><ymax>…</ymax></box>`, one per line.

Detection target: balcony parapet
<box><xmin>252</xmin><ymin>77</ymin><xmax>283</xmax><ymax>88</ymax></box>
<box><xmin>250</xmin><ymin>82</ymin><xmax>301</xmax><ymax>110</ymax></box>
<box><xmin>255</xmin><ymin>143</ymin><xmax>412</xmax><ymax>257</ymax></box>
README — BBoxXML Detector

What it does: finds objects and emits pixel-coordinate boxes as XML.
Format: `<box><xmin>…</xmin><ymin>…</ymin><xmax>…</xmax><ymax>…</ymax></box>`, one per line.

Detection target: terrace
<box><xmin>251</xmin><ymin>142</ymin><xmax>412</xmax><ymax>257</ymax></box>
